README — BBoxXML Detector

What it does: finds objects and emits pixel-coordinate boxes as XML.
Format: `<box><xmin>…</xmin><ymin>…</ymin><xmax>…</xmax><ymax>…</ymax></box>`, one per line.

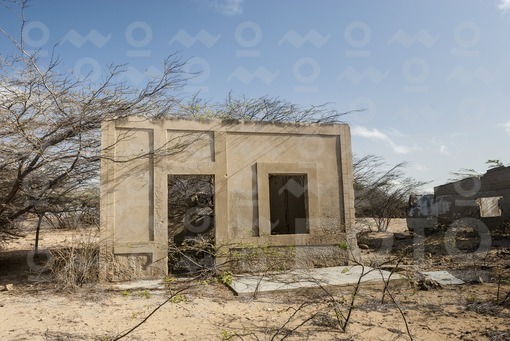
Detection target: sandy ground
<box><xmin>1</xmin><ymin>219</ymin><xmax>509</xmax><ymax>340</ymax></box>
<box><xmin>1</xmin><ymin>280</ymin><xmax>510</xmax><ymax>340</ymax></box>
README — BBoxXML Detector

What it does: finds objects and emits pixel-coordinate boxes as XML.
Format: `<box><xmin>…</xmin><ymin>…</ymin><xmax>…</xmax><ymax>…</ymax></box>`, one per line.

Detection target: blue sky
<box><xmin>1</xmin><ymin>0</ymin><xmax>510</xmax><ymax>190</ymax></box>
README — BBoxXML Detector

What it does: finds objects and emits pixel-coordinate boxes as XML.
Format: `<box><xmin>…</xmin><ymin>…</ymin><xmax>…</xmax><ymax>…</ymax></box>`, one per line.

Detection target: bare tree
<box><xmin>0</xmin><ymin>1</ymin><xmax>363</xmax><ymax>244</ymax></box>
<box><xmin>448</xmin><ymin>168</ymin><xmax>483</xmax><ymax>182</ymax></box>
<box><xmin>448</xmin><ymin>159</ymin><xmax>507</xmax><ymax>182</ymax></box>
<box><xmin>354</xmin><ymin>154</ymin><xmax>428</xmax><ymax>231</ymax></box>
<box><xmin>486</xmin><ymin>159</ymin><xmax>505</xmax><ymax>168</ymax></box>
<box><xmin>181</xmin><ymin>92</ymin><xmax>362</xmax><ymax>124</ymax></box>
<box><xmin>0</xmin><ymin>0</ymin><xmax>188</xmax><ymax>241</ymax></box>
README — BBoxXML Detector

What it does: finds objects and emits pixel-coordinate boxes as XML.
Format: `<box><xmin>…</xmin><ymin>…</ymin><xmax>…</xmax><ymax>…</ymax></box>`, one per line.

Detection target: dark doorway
<box><xmin>269</xmin><ymin>174</ymin><xmax>309</xmax><ymax>235</ymax></box>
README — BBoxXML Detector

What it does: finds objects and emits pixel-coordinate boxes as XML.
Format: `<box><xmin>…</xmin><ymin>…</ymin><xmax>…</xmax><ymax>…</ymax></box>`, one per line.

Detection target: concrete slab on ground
<box><xmin>108</xmin><ymin>280</ymin><xmax>165</xmax><ymax>291</ymax></box>
<box><xmin>420</xmin><ymin>271</ymin><xmax>465</xmax><ymax>285</ymax></box>
<box><xmin>228</xmin><ymin>266</ymin><xmax>402</xmax><ymax>295</ymax></box>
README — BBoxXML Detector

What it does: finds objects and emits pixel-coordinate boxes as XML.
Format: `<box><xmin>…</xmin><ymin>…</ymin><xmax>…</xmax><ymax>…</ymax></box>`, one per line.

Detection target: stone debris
<box><xmin>420</xmin><ymin>270</ymin><xmax>465</xmax><ymax>286</ymax></box>
<box><xmin>415</xmin><ymin>278</ymin><xmax>442</xmax><ymax>291</ymax></box>
<box><xmin>1</xmin><ymin>284</ymin><xmax>14</xmax><ymax>291</ymax></box>
<box><xmin>108</xmin><ymin>280</ymin><xmax>165</xmax><ymax>291</ymax></box>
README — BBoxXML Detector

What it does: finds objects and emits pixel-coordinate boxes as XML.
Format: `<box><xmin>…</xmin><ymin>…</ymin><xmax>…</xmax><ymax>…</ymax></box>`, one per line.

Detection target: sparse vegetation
<box><xmin>1</xmin><ymin>219</ymin><xmax>509</xmax><ymax>340</ymax></box>
<box><xmin>218</xmin><ymin>271</ymin><xmax>233</xmax><ymax>286</ymax></box>
<box><xmin>48</xmin><ymin>229</ymin><xmax>99</xmax><ymax>291</ymax></box>
<box><xmin>169</xmin><ymin>293</ymin><xmax>186</xmax><ymax>303</ymax></box>
<box><xmin>219</xmin><ymin>329</ymin><xmax>233</xmax><ymax>341</ymax></box>
<box><xmin>353</xmin><ymin>154</ymin><xmax>429</xmax><ymax>231</ymax></box>
<box><xmin>136</xmin><ymin>290</ymin><xmax>152</xmax><ymax>299</ymax></box>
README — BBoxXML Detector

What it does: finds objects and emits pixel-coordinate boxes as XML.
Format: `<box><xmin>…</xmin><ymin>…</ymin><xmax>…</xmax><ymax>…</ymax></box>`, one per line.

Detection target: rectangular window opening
<box><xmin>477</xmin><ymin>196</ymin><xmax>503</xmax><ymax>218</ymax></box>
<box><xmin>269</xmin><ymin>174</ymin><xmax>309</xmax><ymax>235</ymax></box>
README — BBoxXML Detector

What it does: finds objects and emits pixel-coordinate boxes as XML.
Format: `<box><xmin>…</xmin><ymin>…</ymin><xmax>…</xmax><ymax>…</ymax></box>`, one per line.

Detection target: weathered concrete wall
<box><xmin>433</xmin><ymin>166</ymin><xmax>510</xmax><ymax>231</ymax></box>
<box><xmin>407</xmin><ymin>194</ymin><xmax>439</xmax><ymax>231</ymax></box>
<box><xmin>100</xmin><ymin>117</ymin><xmax>357</xmax><ymax>281</ymax></box>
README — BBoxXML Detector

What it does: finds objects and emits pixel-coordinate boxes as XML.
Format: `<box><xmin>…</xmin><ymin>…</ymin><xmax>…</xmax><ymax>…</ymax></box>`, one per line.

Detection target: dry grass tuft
<box><xmin>49</xmin><ymin>229</ymin><xmax>100</xmax><ymax>291</ymax></box>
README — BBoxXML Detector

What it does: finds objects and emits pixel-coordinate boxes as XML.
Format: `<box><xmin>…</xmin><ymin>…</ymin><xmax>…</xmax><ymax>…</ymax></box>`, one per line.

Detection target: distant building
<box><xmin>408</xmin><ymin>166</ymin><xmax>510</xmax><ymax>232</ymax></box>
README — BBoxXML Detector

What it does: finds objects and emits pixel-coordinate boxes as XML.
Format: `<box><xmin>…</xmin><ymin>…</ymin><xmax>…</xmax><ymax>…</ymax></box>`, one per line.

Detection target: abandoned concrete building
<box><xmin>408</xmin><ymin>166</ymin><xmax>510</xmax><ymax>232</ymax></box>
<box><xmin>100</xmin><ymin>117</ymin><xmax>357</xmax><ymax>281</ymax></box>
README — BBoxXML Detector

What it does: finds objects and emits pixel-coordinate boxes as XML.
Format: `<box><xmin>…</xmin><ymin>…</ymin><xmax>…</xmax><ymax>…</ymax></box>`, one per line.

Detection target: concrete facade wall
<box><xmin>100</xmin><ymin>117</ymin><xmax>357</xmax><ymax>281</ymax></box>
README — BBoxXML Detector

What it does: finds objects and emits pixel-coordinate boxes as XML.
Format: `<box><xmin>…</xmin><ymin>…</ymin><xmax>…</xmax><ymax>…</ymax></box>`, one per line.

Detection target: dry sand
<box><xmin>0</xmin><ymin>219</ymin><xmax>509</xmax><ymax>340</ymax></box>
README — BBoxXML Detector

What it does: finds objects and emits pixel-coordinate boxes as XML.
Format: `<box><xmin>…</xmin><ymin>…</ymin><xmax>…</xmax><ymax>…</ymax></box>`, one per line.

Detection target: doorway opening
<box><xmin>168</xmin><ymin>175</ymin><xmax>215</xmax><ymax>274</ymax></box>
